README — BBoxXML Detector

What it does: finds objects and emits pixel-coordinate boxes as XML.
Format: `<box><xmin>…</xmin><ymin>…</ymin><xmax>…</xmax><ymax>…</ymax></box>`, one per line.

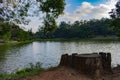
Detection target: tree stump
<box><xmin>59</xmin><ymin>52</ymin><xmax>112</xmax><ymax>79</ymax></box>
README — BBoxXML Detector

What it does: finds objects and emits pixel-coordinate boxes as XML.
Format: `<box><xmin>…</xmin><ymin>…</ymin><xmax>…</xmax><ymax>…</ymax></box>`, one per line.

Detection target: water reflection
<box><xmin>0</xmin><ymin>41</ymin><xmax>120</xmax><ymax>73</ymax></box>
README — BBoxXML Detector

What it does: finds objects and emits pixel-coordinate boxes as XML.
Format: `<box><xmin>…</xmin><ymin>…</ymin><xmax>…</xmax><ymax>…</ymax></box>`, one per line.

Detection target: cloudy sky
<box><xmin>25</xmin><ymin>0</ymin><xmax>118</xmax><ymax>32</ymax></box>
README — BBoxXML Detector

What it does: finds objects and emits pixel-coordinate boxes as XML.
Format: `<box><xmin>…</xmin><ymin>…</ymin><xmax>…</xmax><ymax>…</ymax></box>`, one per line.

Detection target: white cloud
<box><xmin>66</xmin><ymin>3</ymin><xmax>71</xmax><ymax>8</ymax></box>
<box><xmin>20</xmin><ymin>17</ymin><xmax>43</xmax><ymax>33</ymax></box>
<box><xmin>23</xmin><ymin>0</ymin><xmax>118</xmax><ymax>32</ymax></box>
<box><xmin>58</xmin><ymin>0</ymin><xmax>118</xmax><ymax>22</ymax></box>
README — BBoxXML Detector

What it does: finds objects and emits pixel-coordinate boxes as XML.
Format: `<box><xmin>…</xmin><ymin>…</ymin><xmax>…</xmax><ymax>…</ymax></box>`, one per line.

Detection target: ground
<box><xmin>20</xmin><ymin>66</ymin><xmax>92</xmax><ymax>80</ymax></box>
<box><xmin>19</xmin><ymin>66</ymin><xmax>120</xmax><ymax>80</ymax></box>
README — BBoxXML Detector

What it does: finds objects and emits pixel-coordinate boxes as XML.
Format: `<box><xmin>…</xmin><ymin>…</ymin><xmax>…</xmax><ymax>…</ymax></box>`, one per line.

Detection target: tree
<box><xmin>17</xmin><ymin>30</ymin><xmax>31</xmax><ymax>41</ymax></box>
<box><xmin>109</xmin><ymin>0</ymin><xmax>120</xmax><ymax>37</ymax></box>
<box><xmin>3</xmin><ymin>31</ymin><xmax>11</xmax><ymax>41</ymax></box>
<box><xmin>35</xmin><ymin>18</ymin><xmax>114</xmax><ymax>39</ymax></box>
<box><xmin>0</xmin><ymin>0</ymin><xmax>65</xmax><ymax>30</ymax></box>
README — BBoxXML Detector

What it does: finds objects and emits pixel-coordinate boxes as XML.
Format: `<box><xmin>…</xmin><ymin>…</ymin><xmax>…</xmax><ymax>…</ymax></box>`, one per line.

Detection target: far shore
<box><xmin>0</xmin><ymin>40</ymin><xmax>34</xmax><ymax>45</ymax></box>
<box><xmin>0</xmin><ymin>37</ymin><xmax>120</xmax><ymax>45</ymax></box>
<box><xmin>37</xmin><ymin>37</ymin><xmax>120</xmax><ymax>42</ymax></box>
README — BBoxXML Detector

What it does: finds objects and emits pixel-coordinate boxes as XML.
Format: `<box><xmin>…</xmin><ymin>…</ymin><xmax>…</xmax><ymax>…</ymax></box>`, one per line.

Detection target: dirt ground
<box><xmin>20</xmin><ymin>66</ymin><xmax>120</xmax><ymax>80</ymax></box>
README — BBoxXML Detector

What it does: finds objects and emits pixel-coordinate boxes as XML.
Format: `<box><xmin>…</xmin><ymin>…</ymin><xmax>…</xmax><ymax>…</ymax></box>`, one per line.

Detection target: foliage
<box><xmin>0</xmin><ymin>22</ymin><xmax>34</xmax><ymax>41</ymax></box>
<box><xmin>0</xmin><ymin>0</ymin><xmax>65</xmax><ymax>32</ymax></box>
<box><xmin>0</xmin><ymin>0</ymin><xmax>65</xmax><ymax>41</ymax></box>
<box><xmin>0</xmin><ymin>0</ymin><xmax>30</xmax><ymax>24</ymax></box>
<box><xmin>0</xmin><ymin>22</ymin><xmax>11</xmax><ymax>36</ymax></box>
<box><xmin>3</xmin><ymin>31</ymin><xmax>11</xmax><ymax>41</ymax></box>
<box><xmin>43</xmin><ymin>15</ymin><xmax>58</xmax><ymax>32</ymax></box>
<box><xmin>17</xmin><ymin>30</ymin><xmax>30</xmax><ymax>41</ymax></box>
<box><xmin>109</xmin><ymin>0</ymin><xmax>120</xmax><ymax>37</ymax></box>
<box><xmin>40</xmin><ymin>0</ymin><xmax>65</xmax><ymax>18</ymax></box>
<box><xmin>35</xmin><ymin>18</ymin><xmax>115</xmax><ymax>39</ymax></box>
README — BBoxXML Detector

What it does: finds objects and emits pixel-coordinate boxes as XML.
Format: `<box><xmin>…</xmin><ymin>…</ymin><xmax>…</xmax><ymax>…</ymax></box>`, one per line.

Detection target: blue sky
<box><xmin>58</xmin><ymin>0</ymin><xmax>117</xmax><ymax>22</ymax></box>
<box><xmin>65</xmin><ymin>0</ymin><xmax>105</xmax><ymax>12</ymax></box>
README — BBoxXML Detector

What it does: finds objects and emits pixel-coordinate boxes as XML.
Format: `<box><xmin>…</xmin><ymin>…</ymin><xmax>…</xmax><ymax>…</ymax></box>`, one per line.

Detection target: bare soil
<box><xmin>20</xmin><ymin>66</ymin><xmax>120</xmax><ymax>80</ymax></box>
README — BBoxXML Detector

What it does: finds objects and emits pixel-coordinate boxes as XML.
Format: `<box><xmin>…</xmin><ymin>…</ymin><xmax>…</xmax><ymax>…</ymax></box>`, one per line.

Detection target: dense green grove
<box><xmin>109</xmin><ymin>0</ymin><xmax>120</xmax><ymax>37</ymax></box>
<box><xmin>0</xmin><ymin>22</ymin><xmax>33</xmax><ymax>42</ymax></box>
<box><xmin>35</xmin><ymin>18</ymin><xmax>115</xmax><ymax>39</ymax></box>
<box><xmin>0</xmin><ymin>18</ymin><xmax>117</xmax><ymax>41</ymax></box>
<box><xmin>0</xmin><ymin>18</ymin><xmax>116</xmax><ymax>41</ymax></box>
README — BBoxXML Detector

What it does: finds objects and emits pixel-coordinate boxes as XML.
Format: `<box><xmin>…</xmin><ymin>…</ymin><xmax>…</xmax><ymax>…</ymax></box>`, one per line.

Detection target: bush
<box><xmin>2</xmin><ymin>32</ymin><xmax>11</xmax><ymax>42</ymax></box>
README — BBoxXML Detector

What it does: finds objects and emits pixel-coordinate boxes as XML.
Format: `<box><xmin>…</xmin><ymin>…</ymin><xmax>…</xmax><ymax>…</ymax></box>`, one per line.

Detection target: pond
<box><xmin>0</xmin><ymin>40</ymin><xmax>120</xmax><ymax>73</ymax></box>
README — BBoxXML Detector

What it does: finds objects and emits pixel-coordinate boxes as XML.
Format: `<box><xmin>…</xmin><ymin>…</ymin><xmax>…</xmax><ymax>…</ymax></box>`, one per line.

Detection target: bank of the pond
<box><xmin>1</xmin><ymin>61</ymin><xmax>120</xmax><ymax>80</ymax></box>
<box><xmin>0</xmin><ymin>62</ymin><xmax>44</xmax><ymax>80</ymax></box>
<box><xmin>18</xmin><ymin>66</ymin><xmax>120</xmax><ymax>80</ymax></box>
<box><xmin>0</xmin><ymin>38</ymin><xmax>119</xmax><ymax>44</ymax></box>
<box><xmin>1</xmin><ymin>54</ymin><xmax>120</xmax><ymax>80</ymax></box>
<box><xmin>0</xmin><ymin>40</ymin><xmax>34</xmax><ymax>45</ymax></box>
<box><xmin>0</xmin><ymin>66</ymin><xmax>93</xmax><ymax>80</ymax></box>
<box><xmin>37</xmin><ymin>38</ymin><xmax>120</xmax><ymax>42</ymax></box>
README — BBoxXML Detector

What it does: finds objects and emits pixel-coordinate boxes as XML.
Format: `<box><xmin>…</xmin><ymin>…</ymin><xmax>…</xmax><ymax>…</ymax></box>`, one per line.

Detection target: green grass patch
<box><xmin>0</xmin><ymin>62</ymin><xmax>44</xmax><ymax>80</ymax></box>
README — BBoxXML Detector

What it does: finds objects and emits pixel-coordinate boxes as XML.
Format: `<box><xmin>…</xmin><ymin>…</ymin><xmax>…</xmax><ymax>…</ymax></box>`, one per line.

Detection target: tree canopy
<box><xmin>0</xmin><ymin>0</ymin><xmax>65</xmax><ymax>29</ymax></box>
<box><xmin>35</xmin><ymin>18</ymin><xmax>115</xmax><ymax>39</ymax></box>
<box><xmin>109</xmin><ymin>0</ymin><xmax>120</xmax><ymax>37</ymax></box>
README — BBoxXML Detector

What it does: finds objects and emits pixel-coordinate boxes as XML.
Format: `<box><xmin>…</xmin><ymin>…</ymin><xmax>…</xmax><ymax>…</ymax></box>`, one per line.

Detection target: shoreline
<box><xmin>0</xmin><ymin>40</ymin><xmax>34</xmax><ymax>45</ymax></box>
<box><xmin>37</xmin><ymin>38</ymin><xmax>120</xmax><ymax>42</ymax></box>
<box><xmin>0</xmin><ymin>38</ymin><xmax>120</xmax><ymax>44</ymax></box>
<box><xmin>1</xmin><ymin>65</ymin><xmax>120</xmax><ymax>80</ymax></box>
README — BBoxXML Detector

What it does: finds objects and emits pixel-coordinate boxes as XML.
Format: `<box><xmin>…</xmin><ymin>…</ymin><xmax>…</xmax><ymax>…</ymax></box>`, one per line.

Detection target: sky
<box><xmin>64</xmin><ymin>0</ymin><xmax>105</xmax><ymax>12</ymax></box>
<box><xmin>24</xmin><ymin>0</ymin><xmax>118</xmax><ymax>32</ymax></box>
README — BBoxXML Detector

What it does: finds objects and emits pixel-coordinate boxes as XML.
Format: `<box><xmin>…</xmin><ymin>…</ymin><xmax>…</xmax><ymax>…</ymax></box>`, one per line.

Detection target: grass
<box><xmin>0</xmin><ymin>62</ymin><xmax>44</xmax><ymax>80</ymax></box>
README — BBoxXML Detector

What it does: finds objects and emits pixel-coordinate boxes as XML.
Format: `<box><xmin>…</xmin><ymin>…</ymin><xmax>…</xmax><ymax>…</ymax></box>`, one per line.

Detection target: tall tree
<box><xmin>109</xmin><ymin>0</ymin><xmax>120</xmax><ymax>37</ymax></box>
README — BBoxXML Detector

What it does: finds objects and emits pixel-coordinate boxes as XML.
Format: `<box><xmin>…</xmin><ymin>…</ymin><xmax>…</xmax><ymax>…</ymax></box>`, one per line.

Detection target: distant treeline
<box><xmin>0</xmin><ymin>18</ymin><xmax>117</xmax><ymax>41</ymax></box>
<box><xmin>35</xmin><ymin>18</ymin><xmax>116</xmax><ymax>39</ymax></box>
